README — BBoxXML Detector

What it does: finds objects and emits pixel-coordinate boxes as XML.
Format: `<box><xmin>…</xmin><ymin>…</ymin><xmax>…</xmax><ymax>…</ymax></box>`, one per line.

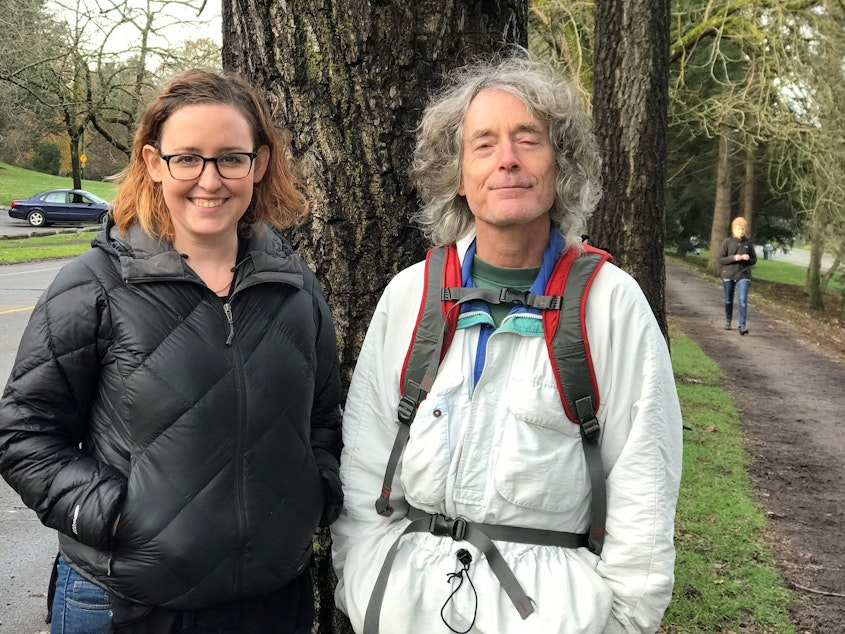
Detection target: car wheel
<box><xmin>27</xmin><ymin>210</ymin><xmax>46</xmax><ymax>227</ymax></box>
<box><xmin>99</xmin><ymin>212</ymin><xmax>109</xmax><ymax>224</ymax></box>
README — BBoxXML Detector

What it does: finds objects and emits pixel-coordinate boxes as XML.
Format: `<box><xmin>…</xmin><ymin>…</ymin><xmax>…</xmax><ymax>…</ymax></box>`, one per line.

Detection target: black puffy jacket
<box><xmin>0</xmin><ymin>220</ymin><xmax>342</xmax><ymax>609</ymax></box>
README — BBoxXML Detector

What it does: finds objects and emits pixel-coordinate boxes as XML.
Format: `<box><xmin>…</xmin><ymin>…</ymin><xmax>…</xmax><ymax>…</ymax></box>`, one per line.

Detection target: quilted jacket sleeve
<box><xmin>306</xmin><ymin>273</ymin><xmax>343</xmax><ymax>527</ymax></box>
<box><xmin>0</xmin><ymin>254</ymin><xmax>125</xmax><ymax>549</ymax></box>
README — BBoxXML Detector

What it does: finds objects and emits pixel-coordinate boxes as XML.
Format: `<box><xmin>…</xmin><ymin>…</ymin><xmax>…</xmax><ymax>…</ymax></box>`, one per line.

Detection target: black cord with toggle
<box><xmin>440</xmin><ymin>548</ymin><xmax>478</xmax><ymax>633</ymax></box>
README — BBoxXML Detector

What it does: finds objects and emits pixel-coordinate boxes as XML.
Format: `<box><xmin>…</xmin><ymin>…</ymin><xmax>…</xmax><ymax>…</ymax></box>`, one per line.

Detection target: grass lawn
<box><xmin>0</xmin><ymin>162</ymin><xmax>118</xmax><ymax>206</ymax></box>
<box><xmin>0</xmin><ymin>231</ymin><xmax>98</xmax><ymax>264</ymax></box>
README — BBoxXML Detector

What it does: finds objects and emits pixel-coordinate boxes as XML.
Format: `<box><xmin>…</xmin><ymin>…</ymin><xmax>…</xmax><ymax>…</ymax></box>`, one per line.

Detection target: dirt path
<box><xmin>665</xmin><ymin>259</ymin><xmax>845</xmax><ymax>633</ymax></box>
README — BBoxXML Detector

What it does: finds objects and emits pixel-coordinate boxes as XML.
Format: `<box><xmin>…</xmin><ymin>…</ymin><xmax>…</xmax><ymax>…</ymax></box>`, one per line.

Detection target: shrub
<box><xmin>32</xmin><ymin>141</ymin><xmax>62</xmax><ymax>175</ymax></box>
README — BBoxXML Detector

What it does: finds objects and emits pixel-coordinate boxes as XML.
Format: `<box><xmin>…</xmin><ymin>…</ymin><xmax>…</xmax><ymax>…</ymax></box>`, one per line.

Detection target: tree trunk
<box><xmin>69</xmin><ymin>131</ymin><xmax>83</xmax><ymax>190</ymax></box>
<box><xmin>708</xmin><ymin>130</ymin><xmax>733</xmax><ymax>276</ymax></box>
<box><xmin>820</xmin><ymin>255</ymin><xmax>841</xmax><ymax>293</ymax></box>
<box><xmin>222</xmin><ymin>2</ymin><xmax>527</xmax><ymax>632</ymax></box>
<box><xmin>591</xmin><ymin>0</ymin><xmax>670</xmax><ymax>338</ymax></box>
<box><xmin>741</xmin><ymin>141</ymin><xmax>755</xmax><ymax>236</ymax></box>
<box><xmin>808</xmin><ymin>211</ymin><xmax>826</xmax><ymax>310</ymax></box>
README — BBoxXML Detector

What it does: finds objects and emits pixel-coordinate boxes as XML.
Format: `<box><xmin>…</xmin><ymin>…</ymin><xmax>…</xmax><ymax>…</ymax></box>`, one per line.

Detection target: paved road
<box><xmin>0</xmin><ymin>208</ymin><xmax>98</xmax><ymax>239</ymax></box>
<box><xmin>770</xmin><ymin>245</ymin><xmax>835</xmax><ymax>271</ymax></box>
<box><xmin>0</xmin><ymin>261</ymin><xmax>71</xmax><ymax>633</ymax></box>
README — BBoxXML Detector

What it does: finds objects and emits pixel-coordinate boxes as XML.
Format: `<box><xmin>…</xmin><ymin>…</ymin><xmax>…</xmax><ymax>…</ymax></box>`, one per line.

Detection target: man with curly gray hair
<box><xmin>332</xmin><ymin>52</ymin><xmax>682</xmax><ymax>634</ymax></box>
<box><xmin>410</xmin><ymin>54</ymin><xmax>601</xmax><ymax>251</ymax></box>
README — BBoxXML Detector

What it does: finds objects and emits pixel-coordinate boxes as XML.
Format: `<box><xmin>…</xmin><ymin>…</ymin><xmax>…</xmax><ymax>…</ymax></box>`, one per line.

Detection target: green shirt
<box><xmin>471</xmin><ymin>257</ymin><xmax>540</xmax><ymax>327</ymax></box>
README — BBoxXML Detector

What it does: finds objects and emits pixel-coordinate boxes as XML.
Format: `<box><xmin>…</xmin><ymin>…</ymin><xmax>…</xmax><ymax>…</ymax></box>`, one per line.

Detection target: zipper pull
<box><xmin>223</xmin><ymin>302</ymin><xmax>235</xmax><ymax>346</ymax></box>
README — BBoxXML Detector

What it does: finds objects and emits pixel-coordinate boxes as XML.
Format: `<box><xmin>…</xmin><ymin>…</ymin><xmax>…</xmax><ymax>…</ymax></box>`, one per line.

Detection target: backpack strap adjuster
<box><xmin>375</xmin><ymin>486</ymin><xmax>394</xmax><ymax>517</ymax></box>
<box><xmin>397</xmin><ymin>395</ymin><xmax>418</xmax><ymax>426</ymax></box>
<box><xmin>498</xmin><ymin>287</ymin><xmax>530</xmax><ymax>305</ymax></box>
<box><xmin>579</xmin><ymin>415</ymin><xmax>601</xmax><ymax>444</ymax></box>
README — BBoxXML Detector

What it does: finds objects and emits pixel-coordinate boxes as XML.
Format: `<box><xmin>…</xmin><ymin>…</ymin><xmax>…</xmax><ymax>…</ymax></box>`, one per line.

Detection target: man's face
<box><xmin>458</xmin><ymin>89</ymin><xmax>557</xmax><ymax>235</ymax></box>
<box><xmin>732</xmin><ymin>223</ymin><xmax>746</xmax><ymax>239</ymax></box>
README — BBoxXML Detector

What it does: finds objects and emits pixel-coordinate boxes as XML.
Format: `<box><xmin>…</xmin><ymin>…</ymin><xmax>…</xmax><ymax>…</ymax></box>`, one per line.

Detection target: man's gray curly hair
<box><xmin>410</xmin><ymin>52</ymin><xmax>602</xmax><ymax>248</ymax></box>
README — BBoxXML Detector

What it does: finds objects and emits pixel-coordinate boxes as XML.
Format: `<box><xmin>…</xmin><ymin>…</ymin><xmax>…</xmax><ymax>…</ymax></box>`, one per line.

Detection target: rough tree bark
<box><xmin>708</xmin><ymin>130</ymin><xmax>733</xmax><ymax>276</ymax></box>
<box><xmin>222</xmin><ymin>2</ymin><xmax>526</xmax><ymax>632</ymax></box>
<box><xmin>223</xmin><ymin>0</ymin><xmax>526</xmax><ymax>383</ymax></box>
<box><xmin>741</xmin><ymin>141</ymin><xmax>755</xmax><ymax>236</ymax></box>
<box><xmin>590</xmin><ymin>0</ymin><xmax>671</xmax><ymax>337</ymax></box>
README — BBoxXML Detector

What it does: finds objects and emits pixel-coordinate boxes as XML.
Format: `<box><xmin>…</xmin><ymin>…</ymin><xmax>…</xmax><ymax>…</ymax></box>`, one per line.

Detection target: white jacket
<box><xmin>332</xmin><ymin>234</ymin><xmax>683</xmax><ymax>633</ymax></box>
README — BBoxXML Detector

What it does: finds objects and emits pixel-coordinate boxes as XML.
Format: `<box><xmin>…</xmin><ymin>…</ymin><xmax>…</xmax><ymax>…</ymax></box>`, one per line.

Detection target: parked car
<box><xmin>9</xmin><ymin>189</ymin><xmax>110</xmax><ymax>227</ymax></box>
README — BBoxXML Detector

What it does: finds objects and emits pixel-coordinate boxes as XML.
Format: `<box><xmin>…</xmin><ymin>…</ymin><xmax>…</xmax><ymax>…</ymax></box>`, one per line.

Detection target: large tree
<box><xmin>223</xmin><ymin>0</ymin><xmax>527</xmax><ymax>384</ymax></box>
<box><xmin>222</xmin><ymin>2</ymin><xmax>526</xmax><ymax>631</ymax></box>
<box><xmin>591</xmin><ymin>0</ymin><xmax>671</xmax><ymax>335</ymax></box>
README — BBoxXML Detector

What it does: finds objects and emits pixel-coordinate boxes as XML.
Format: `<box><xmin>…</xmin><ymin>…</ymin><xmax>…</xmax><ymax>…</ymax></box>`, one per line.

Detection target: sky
<box><xmin>47</xmin><ymin>0</ymin><xmax>222</xmax><ymax>54</ymax></box>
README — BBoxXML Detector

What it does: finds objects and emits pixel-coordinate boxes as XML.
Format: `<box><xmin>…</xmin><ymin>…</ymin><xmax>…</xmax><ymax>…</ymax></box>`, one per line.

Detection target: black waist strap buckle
<box><xmin>428</xmin><ymin>514</ymin><xmax>467</xmax><ymax>541</ymax></box>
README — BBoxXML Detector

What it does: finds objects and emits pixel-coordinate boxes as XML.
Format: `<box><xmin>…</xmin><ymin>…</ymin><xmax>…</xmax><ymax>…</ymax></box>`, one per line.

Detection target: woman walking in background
<box><xmin>718</xmin><ymin>216</ymin><xmax>757</xmax><ymax>335</ymax></box>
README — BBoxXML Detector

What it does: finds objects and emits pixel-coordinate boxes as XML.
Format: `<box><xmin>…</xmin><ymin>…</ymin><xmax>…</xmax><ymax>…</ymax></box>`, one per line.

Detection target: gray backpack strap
<box><xmin>545</xmin><ymin>248</ymin><xmax>610</xmax><ymax>554</ymax></box>
<box><xmin>375</xmin><ymin>247</ymin><xmax>575</xmax><ymax>518</ymax></box>
<box><xmin>375</xmin><ymin>247</ymin><xmax>459</xmax><ymax>517</ymax></box>
<box><xmin>365</xmin><ymin>507</ymin><xmax>590</xmax><ymax>633</ymax></box>
<box><xmin>373</xmin><ymin>244</ymin><xmax>611</xmax><ymax>624</ymax></box>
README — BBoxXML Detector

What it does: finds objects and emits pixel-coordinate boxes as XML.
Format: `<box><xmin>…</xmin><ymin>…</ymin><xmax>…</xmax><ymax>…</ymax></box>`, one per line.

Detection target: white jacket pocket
<box><xmin>401</xmin><ymin>376</ymin><xmax>464</xmax><ymax>506</ymax></box>
<box><xmin>494</xmin><ymin>377</ymin><xmax>589</xmax><ymax>513</ymax></box>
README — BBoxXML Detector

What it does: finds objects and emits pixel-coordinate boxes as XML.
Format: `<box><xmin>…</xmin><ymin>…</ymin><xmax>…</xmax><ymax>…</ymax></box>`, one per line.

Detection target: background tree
<box><xmin>668</xmin><ymin>0</ymin><xmax>845</xmax><ymax>291</ymax></box>
<box><xmin>793</xmin><ymin>1</ymin><xmax>845</xmax><ymax>309</ymax></box>
<box><xmin>81</xmin><ymin>0</ymin><xmax>219</xmax><ymax>156</ymax></box>
<box><xmin>0</xmin><ymin>0</ymin><xmax>217</xmax><ymax>181</ymax></box>
<box><xmin>0</xmin><ymin>0</ymin><xmax>70</xmax><ymax>168</ymax></box>
<box><xmin>222</xmin><ymin>3</ymin><xmax>526</xmax><ymax>631</ymax></box>
<box><xmin>532</xmin><ymin>0</ymin><xmax>845</xmax><ymax>312</ymax></box>
<box><xmin>591</xmin><ymin>0</ymin><xmax>671</xmax><ymax>335</ymax></box>
<box><xmin>32</xmin><ymin>141</ymin><xmax>62</xmax><ymax>175</ymax></box>
<box><xmin>708</xmin><ymin>129</ymin><xmax>734</xmax><ymax>274</ymax></box>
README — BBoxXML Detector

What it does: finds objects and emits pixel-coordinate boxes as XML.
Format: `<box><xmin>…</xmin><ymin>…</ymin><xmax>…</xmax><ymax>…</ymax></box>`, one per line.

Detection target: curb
<box><xmin>0</xmin><ymin>226</ymin><xmax>97</xmax><ymax>240</ymax></box>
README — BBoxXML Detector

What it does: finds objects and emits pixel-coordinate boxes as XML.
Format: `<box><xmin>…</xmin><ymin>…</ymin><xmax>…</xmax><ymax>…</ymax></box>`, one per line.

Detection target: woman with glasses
<box><xmin>0</xmin><ymin>69</ymin><xmax>343</xmax><ymax>633</ymax></box>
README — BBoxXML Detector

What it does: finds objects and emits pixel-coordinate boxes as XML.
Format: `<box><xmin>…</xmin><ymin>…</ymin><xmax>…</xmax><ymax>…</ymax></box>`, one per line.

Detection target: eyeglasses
<box><xmin>158</xmin><ymin>151</ymin><xmax>258</xmax><ymax>180</ymax></box>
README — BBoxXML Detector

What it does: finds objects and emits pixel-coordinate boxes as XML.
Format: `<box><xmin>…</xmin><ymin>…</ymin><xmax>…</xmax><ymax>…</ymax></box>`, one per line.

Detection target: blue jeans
<box><xmin>723</xmin><ymin>278</ymin><xmax>750</xmax><ymax>328</ymax></box>
<box><xmin>50</xmin><ymin>555</ymin><xmax>313</xmax><ymax>633</ymax></box>
<box><xmin>50</xmin><ymin>556</ymin><xmax>112</xmax><ymax>634</ymax></box>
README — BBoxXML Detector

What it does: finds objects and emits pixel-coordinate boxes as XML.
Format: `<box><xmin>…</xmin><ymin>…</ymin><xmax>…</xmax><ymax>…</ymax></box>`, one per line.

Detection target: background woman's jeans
<box><xmin>51</xmin><ymin>556</ymin><xmax>112</xmax><ymax>634</ymax></box>
<box><xmin>723</xmin><ymin>278</ymin><xmax>750</xmax><ymax>327</ymax></box>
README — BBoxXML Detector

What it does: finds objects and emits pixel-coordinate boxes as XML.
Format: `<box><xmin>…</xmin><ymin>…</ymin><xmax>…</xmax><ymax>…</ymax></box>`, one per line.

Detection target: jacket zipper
<box><xmin>223</xmin><ymin>303</ymin><xmax>235</xmax><ymax>346</ymax></box>
<box><xmin>224</xmin><ymin>299</ymin><xmax>248</xmax><ymax>593</ymax></box>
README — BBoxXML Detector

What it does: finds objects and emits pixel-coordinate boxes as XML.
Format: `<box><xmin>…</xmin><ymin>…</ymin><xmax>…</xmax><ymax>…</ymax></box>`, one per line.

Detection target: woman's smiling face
<box><xmin>142</xmin><ymin>103</ymin><xmax>268</xmax><ymax>246</ymax></box>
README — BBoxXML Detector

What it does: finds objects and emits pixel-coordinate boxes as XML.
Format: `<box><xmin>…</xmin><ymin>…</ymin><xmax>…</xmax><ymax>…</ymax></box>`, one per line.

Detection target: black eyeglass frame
<box><xmin>157</xmin><ymin>150</ymin><xmax>258</xmax><ymax>180</ymax></box>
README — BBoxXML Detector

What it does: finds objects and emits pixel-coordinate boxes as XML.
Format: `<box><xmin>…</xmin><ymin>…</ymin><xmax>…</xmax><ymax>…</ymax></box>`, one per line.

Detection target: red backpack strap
<box><xmin>399</xmin><ymin>246</ymin><xmax>461</xmax><ymax>399</ymax></box>
<box><xmin>376</xmin><ymin>246</ymin><xmax>461</xmax><ymax>517</ymax></box>
<box><xmin>542</xmin><ymin>244</ymin><xmax>611</xmax><ymax>554</ymax></box>
<box><xmin>542</xmin><ymin>245</ymin><xmax>611</xmax><ymax>423</ymax></box>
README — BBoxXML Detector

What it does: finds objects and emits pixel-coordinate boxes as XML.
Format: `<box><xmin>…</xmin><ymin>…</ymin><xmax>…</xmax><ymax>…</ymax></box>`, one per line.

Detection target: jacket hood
<box><xmin>91</xmin><ymin>219</ymin><xmax>304</xmax><ymax>291</ymax></box>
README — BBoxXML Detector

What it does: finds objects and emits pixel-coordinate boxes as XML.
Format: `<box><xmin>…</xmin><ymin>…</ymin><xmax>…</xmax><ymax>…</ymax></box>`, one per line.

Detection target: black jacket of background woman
<box><xmin>718</xmin><ymin>235</ymin><xmax>757</xmax><ymax>280</ymax></box>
